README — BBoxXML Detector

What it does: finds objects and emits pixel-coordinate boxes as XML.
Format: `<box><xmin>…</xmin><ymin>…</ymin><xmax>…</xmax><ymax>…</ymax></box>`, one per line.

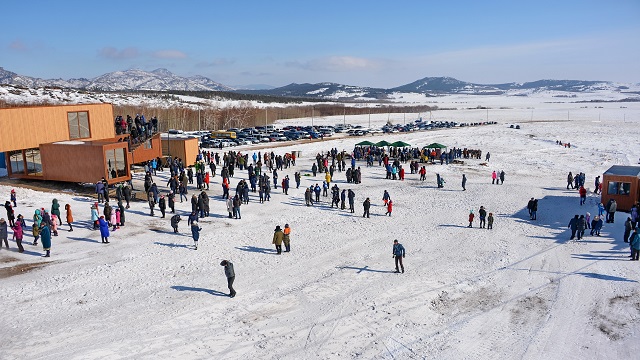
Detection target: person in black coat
<box><xmin>220</xmin><ymin>260</ymin><xmax>236</xmax><ymax>298</ymax></box>
<box><xmin>118</xmin><ymin>201</ymin><xmax>126</xmax><ymax>226</ymax></box>
<box><xmin>158</xmin><ymin>196</ymin><xmax>166</xmax><ymax>218</ymax></box>
<box><xmin>168</xmin><ymin>192</ymin><xmax>176</xmax><ymax>213</ymax></box>
<box><xmin>568</xmin><ymin>215</ymin><xmax>579</xmax><ymax>240</ymax></box>
<box><xmin>170</xmin><ymin>214</ymin><xmax>181</xmax><ymax>233</ymax></box>
<box><xmin>363</xmin><ymin>198</ymin><xmax>371</xmax><ymax>218</ymax></box>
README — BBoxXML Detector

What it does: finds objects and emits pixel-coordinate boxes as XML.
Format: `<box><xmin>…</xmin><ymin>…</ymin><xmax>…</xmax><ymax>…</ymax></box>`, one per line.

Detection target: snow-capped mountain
<box><xmin>1</xmin><ymin>66</ymin><xmax>639</xmax><ymax>100</ymax></box>
<box><xmin>0</xmin><ymin>67</ymin><xmax>233</xmax><ymax>92</ymax></box>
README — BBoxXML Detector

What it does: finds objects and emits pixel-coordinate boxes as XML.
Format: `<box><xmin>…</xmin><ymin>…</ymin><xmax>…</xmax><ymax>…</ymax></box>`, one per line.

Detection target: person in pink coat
<box><xmin>11</xmin><ymin>221</ymin><xmax>24</xmax><ymax>253</ymax></box>
<box><xmin>491</xmin><ymin>171</ymin><xmax>497</xmax><ymax>184</ymax></box>
<box><xmin>50</xmin><ymin>214</ymin><xmax>59</xmax><ymax>236</ymax></box>
<box><xmin>110</xmin><ymin>210</ymin><xmax>118</xmax><ymax>231</ymax></box>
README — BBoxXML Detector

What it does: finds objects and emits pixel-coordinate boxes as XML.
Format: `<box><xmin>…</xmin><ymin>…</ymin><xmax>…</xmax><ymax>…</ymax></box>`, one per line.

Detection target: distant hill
<box><xmin>1</xmin><ymin>66</ymin><xmax>638</xmax><ymax>100</ymax></box>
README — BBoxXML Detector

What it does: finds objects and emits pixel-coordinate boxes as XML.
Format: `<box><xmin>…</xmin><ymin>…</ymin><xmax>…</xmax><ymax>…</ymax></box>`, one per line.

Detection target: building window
<box><xmin>144</xmin><ymin>139</ymin><xmax>152</xmax><ymax>149</ymax></box>
<box><xmin>9</xmin><ymin>150</ymin><xmax>24</xmax><ymax>174</ymax></box>
<box><xmin>68</xmin><ymin>111</ymin><xmax>90</xmax><ymax>139</ymax></box>
<box><xmin>106</xmin><ymin>148</ymin><xmax>128</xmax><ymax>179</ymax></box>
<box><xmin>608</xmin><ymin>181</ymin><xmax>631</xmax><ymax>196</ymax></box>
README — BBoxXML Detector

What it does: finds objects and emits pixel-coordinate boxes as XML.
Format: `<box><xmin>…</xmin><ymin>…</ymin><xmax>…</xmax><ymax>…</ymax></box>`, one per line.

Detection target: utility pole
<box><xmin>312</xmin><ymin>107</ymin><xmax>314</xmax><ymax>127</ymax></box>
<box><xmin>343</xmin><ymin>107</ymin><xmax>346</xmax><ymax>126</ymax></box>
<box><xmin>265</xmin><ymin>108</ymin><xmax>268</xmax><ymax>128</ymax></box>
<box><xmin>368</xmin><ymin>109</ymin><xmax>371</xmax><ymax>129</ymax></box>
<box><xmin>198</xmin><ymin>107</ymin><xmax>201</xmax><ymax>131</ymax></box>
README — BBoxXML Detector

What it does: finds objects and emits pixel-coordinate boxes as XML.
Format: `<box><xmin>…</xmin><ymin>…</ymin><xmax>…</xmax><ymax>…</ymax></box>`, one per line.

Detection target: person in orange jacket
<box><xmin>283</xmin><ymin>224</ymin><xmax>292</xmax><ymax>252</ymax></box>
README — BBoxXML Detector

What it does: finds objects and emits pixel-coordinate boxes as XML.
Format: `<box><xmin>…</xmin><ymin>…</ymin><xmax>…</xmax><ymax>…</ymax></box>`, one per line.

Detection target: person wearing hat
<box><xmin>273</xmin><ymin>225</ymin><xmax>284</xmax><ymax>254</ymax></box>
<box><xmin>392</xmin><ymin>240</ymin><xmax>405</xmax><ymax>273</ymax></box>
<box><xmin>40</xmin><ymin>221</ymin><xmax>52</xmax><ymax>257</ymax></box>
<box><xmin>283</xmin><ymin>224</ymin><xmax>292</xmax><ymax>252</ymax></box>
<box><xmin>191</xmin><ymin>221</ymin><xmax>201</xmax><ymax>250</ymax></box>
<box><xmin>65</xmin><ymin>203</ymin><xmax>74</xmax><ymax>232</ymax></box>
<box><xmin>220</xmin><ymin>260</ymin><xmax>236</xmax><ymax>298</ymax></box>
<box><xmin>363</xmin><ymin>198</ymin><xmax>371</xmax><ymax>218</ymax></box>
<box><xmin>0</xmin><ymin>218</ymin><xmax>8</xmax><ymax>249</ymax></box>
<box><xmin>10</xmin><ymin>189</ymin><xmax>17</xmax><ymax>207</ymax></box>
<box><xmin>98</xmin><ymin>215</ymin><xmax>110</xmax><ymax>244</ymax></box>
<box><xmin>11</xmin><ymin>220</ymin><xmax>24</xmax><ymax>253</ymax></box>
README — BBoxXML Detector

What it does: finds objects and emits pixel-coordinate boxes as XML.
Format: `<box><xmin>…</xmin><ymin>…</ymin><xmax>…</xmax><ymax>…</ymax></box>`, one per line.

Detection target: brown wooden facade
<box><xmin>601</xmin><ymin>166</ymin><xmax>640</xmax><ymax>212</ymax></box>
<box><xmin>0</xmin><ymin>103</ymin><xmax>115</xmax><ymax>152</ymax></box>
<box><xmin>162</xmin><ymin>136</ymin><xmax>199</xmax><ymax>166</ymax></box>
<box><xmin>130</xmin><ymin>133</ymin><xmax>163</xmax><ymax>164</ymax></box>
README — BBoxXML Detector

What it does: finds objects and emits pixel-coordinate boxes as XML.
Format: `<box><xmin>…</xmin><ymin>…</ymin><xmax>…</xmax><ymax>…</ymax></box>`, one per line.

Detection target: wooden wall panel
<box><xmin>183</xmin><ymin>138</ymin><xmax>199</xmax><ymax>166</ymax></box>
<box><xmin>40</xmin><ymin>142</ymin><xmax>106</xmax><ymax>183</ymax></box>
<box><xmin>131</xmin><ymin>134</ymin><xmax>163</xmax><ymax>164</ymax></box>
<box><xmin>0</xmin><ymin>103</ymin><xmax>115</xmax><ymax>152</ymax></box>
<box><xmin>601</xmin><ymin>175</ymin><xmax>639</xmax><ymax>212</ymax></box>
<box><xmin>162</xmin><ymin>138</ymin><xmax>199</xmax><ymax>167</ymax></box>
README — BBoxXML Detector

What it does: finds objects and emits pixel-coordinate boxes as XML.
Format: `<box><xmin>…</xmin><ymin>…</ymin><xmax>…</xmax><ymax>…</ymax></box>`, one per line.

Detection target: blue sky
<box><xmin>2</xmin><ymin>0</ymin><xmax>639</xmax><ymax>88</ymax></box>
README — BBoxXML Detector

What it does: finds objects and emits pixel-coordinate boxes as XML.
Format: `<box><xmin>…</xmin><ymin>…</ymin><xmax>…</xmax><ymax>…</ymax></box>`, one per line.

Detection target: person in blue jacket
<box><xmin>630</xmin><ymin>228</ymin><xmax>640</xmax><ymax>260</ymax></box>
<box><xmin>191</xmin><ymin>221</ymin><xmax>201</xmax><ymax>250</ymax></box>
<box><xmin>40</xmin><ymin>222</ymin><xmax>52</xmax><ymax>257</ymax></box>
<box><xmin>393</xmin><ymin>240</ymin><xmax>405</xmax><ymax>273</ymax></box>
<box><xmin>99</xmin><ymin>215</ymin><xmax>110</xmax><ymax>243</ymax></box>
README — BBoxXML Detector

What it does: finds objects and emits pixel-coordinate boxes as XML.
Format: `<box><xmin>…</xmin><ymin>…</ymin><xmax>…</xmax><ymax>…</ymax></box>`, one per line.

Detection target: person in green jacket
<box><xmin>51</xmin><ymin>199</ymin><xmax>61</xmax><ymax>226</ymax></box>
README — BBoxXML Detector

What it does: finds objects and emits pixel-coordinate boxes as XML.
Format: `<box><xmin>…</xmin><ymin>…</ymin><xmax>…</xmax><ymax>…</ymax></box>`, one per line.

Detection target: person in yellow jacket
<box><xmin>283</xmin><ymin>224</ymin><xmax>292</xmax><ymax>252</ymax></box>
<box><xmin>272</xmin><ymin>225</ymin><xmax>284</xmax><ymax>255</ymax></box>
<box><xmin>325</xmin><ymin>172</ymin><xmax>332</xmax><ymax>187</ymax></box>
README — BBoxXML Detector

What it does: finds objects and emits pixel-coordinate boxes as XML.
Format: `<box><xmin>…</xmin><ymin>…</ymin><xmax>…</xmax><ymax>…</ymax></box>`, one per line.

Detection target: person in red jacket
<box><xmin>579</xmin><ymin>186</ymin><xmax>587</xmax><ymax>205</ymax></box>
<box><xmin>468</xmin><ymin>210</ymin><xmax>475</xmax><ymax>227</ymax></box>
<box><xmin>385</xmin><ymin>200</ymin><xmax>393</xmax><ymax>216</ymax></box>
<box><xmin>399</xmin><ymin>166</ymin><xmax>405</xmax><ymax>181</ymax></box>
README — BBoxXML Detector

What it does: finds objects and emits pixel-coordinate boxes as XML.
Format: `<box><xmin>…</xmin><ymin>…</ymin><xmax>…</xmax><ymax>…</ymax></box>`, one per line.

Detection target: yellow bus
<box><xmin>210</xmin><ymin>130</ymin><xmax>237</xmax><ymax>140</ymax></box>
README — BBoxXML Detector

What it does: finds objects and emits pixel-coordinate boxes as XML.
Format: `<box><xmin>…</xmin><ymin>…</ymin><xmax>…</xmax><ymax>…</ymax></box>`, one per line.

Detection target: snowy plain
<box><xmin>1</xmin><ymin>92</ymin><xmax>640</xmax><ymax>359</ymax></box>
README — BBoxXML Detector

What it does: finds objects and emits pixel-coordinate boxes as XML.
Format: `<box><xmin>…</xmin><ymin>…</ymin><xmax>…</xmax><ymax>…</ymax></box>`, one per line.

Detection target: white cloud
<box><xmin>286</xmin><ymin>56</ymin><xmax>383</xmax><ymax>72</ymax></box>
<box><xmin>98</xmin><ymin>47</ymin><xmax>139</xmax><ymax>60</ymax></box>
<box><xmin>152</xmin><ymin>50</ymin><xmax>188</xmax><ymax>59</ymax></box>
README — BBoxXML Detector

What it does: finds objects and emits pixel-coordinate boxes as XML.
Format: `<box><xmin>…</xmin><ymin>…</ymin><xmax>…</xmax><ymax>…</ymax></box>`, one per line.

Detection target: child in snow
<box><xmin>468</xmin><ymin>210</ymin><xmax>475</xmax><ymax>228</ymax></box>
<box><xmin>98</xmin><ymin>216</ymin><xmax>110</xmax><ymax>243</ymax></box>
<box><xmin>386</xmin><ymin>200</ymin><xmax>393</xmax><ymax>216</ymax></box>
<box><xmin>50</xmin><ymin>214</ymin><xmax>59</xmax><ymax>236</ymax></box>
<box><xmin>487</xmin><ymin>213</ymin><xmax>494</xmax><ymax>229</ymax></box>
<box><xmin>10</xmin><ymin>189</ymin><xmax>17</xmax><ymax>207</ymax></box>
<box><xmin>110</xmin><ymin>209</ymin><xmax>118</xmax><ymax>231</ymax></box>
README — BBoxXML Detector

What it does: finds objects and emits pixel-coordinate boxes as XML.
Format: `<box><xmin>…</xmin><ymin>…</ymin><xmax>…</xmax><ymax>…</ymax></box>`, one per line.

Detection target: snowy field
<box><xmin>1</xmin><ymin>95</ymin><xmax>640</xmax><ymax>359</ymax></box>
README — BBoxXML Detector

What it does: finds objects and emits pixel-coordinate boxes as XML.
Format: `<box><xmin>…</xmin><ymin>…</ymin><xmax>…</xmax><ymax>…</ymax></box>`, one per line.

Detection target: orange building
<box><xmin>0</xmin><ymin>103</ymin><xmax>162</xmax><ymax>184</ymax></box>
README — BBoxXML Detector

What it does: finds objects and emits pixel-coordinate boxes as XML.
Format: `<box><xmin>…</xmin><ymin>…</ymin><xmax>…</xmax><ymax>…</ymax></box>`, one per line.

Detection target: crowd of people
<box><xmin>2</xmin><ymin>135</ymin><xmax>639</xmax><ymax>298</ymax></box>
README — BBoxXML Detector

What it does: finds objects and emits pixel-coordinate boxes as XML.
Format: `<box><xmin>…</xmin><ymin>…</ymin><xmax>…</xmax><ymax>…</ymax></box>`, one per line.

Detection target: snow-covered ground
<box><xmin>1</xmin><ymin>95</ymin><xmax>640</xmax><ymax>359</ymax></box>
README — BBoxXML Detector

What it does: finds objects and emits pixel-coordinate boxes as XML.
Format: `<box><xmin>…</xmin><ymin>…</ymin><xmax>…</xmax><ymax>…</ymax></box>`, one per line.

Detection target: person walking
<box><xmin>64</xmin><ymin>203</ymin><xmax>74</xmax><ymax>232</ymax></box>
<box><xmin>191</xmin><ymin>221</ymin><xmax>201</xmax><ymax>250</ymax></box>
<box><xmin>385</xmin><ymin>200</ymin><xmax>393</xmax><ymax>216</ymax></box>
<box><xmin>363</xmin><ymin>198</ymin><xmax>371</xmax><ymax>218</ymax></box>
<box><xmin>462</xmin><ymin>174</ymin><xmax>467</xmax><ymax>191</ymax></box>
<box><xmin>392</xmin><ymin>239</ymin><xmax>405</xmax><ymax>273</ymax></box>
<box><xmin>568</xmin><ymin>215</ymin><xmax>579</xmax><ymax>240</ymax></box>
<box><xmin>283</xmin><ymin>224</ymin><xmax>292</xmax><ymax>252</ymax></box>
<box><xmin>630</xmin><ymin>228</ymin><xmax>640</xmax><ymax>261</ymax></box>
<box><xmin>273</xmin><ymin>225</ymin><xmax>284</xmax><ymax>255</ymax></box>
<box><xmin>579</xmin><ymin>186</ymin><xmax>587</xmax><ymax>206</ymax></box>
<box><xmin>11</xmin><ymin>221</ymin><xmax>24</xmax><ymax>253</ymax></box>
<box><xmin>220</xmin><ymin>260</ymin><xmax>236</xmax><ymax>298</ymax></box>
